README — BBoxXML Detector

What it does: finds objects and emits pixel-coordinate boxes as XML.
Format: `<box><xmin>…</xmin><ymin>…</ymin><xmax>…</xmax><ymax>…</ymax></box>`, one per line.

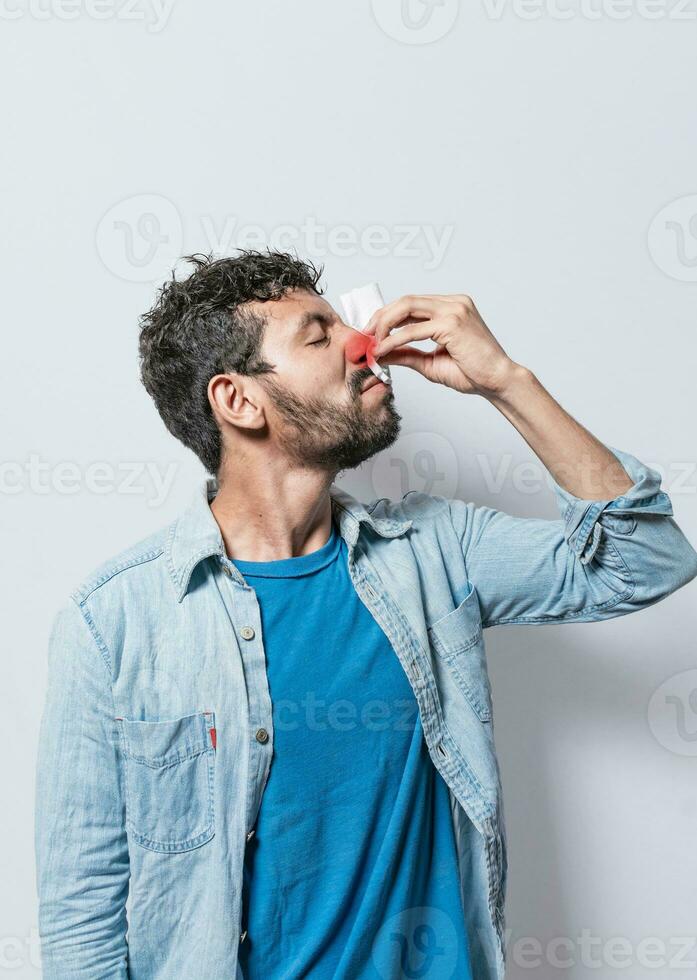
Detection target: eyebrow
<box><xmin>295</xmin><ymin>310</ymin><xmax>335</xmax><ymax>336</ymax></box>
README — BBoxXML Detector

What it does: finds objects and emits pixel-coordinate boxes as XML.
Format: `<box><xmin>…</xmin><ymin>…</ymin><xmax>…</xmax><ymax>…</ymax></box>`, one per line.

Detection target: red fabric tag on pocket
<box><xmin>209</xmin><ymin>727</ymin><xmax>217</xmax><ymax>750</ymax></box>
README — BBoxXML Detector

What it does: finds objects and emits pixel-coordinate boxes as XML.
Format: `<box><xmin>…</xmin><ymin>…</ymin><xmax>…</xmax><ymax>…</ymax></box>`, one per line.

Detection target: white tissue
<box><xmin>339</xmin><ymin>282</ymin><xmax>392</xmax><ymax>384</ymax></box>
<box><xmin>339</xmin><ymin>282</ymin><xmax>385</xmax><ymax>331</ymax></box>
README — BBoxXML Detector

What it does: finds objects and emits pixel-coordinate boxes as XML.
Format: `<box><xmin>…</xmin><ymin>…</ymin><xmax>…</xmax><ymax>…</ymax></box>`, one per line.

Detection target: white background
<box><xmin>2</xmin><ymin>1</ymin><xmax>697</xmax><ymax>976</ymax></box>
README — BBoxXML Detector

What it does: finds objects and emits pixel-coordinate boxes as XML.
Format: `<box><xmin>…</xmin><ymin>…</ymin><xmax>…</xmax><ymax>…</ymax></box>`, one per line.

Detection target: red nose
<box><xmin>345</xmin><ymin>331</ymin><xmax>378</xmax><ymax>364</ymax></box>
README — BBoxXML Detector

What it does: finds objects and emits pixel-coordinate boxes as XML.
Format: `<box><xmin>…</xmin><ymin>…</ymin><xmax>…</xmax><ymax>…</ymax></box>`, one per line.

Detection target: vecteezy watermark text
<box><xmin>0</xmin><ymin>0</ymin><xmax>175</xmax><ymax>31</ymax></box>
<box><xmin>481</xmin><ymin>0</ymin><xmax>696</xmax><ymax>19</ymax></box>
<box><xmin>201</xmin><ymin>215</ymin><xmax>454</xmax><ymax>269</ymax></box>
<box><xmin>503</xmin><ymin>928</ymin><xmax>696</xmax><ymax>969</ymax></box>
<box><xmin>95</xmin><ymin>195</ymin><xmax>455</xmax><ymax>283</ymax></box>
<box><xmin>272</xmin><ymin>694</ymin><xmax>419</xmax><ymax>733</ymax></box>
<box><xmin>0</xmin><ymin>456</ymin><xmax>177</xmax><ymax>507</ymax></box>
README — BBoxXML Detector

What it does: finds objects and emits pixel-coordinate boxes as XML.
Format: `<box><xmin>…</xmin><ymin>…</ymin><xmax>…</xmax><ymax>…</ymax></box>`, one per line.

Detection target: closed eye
<box><xmin>308</xmin><ymin>336</ymin><xmax>330</xmax><ymax>347</ymax></box>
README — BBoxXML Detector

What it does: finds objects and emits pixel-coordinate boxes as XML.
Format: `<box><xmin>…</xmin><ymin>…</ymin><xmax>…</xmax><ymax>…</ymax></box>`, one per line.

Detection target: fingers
<box><xmin>365</xmin><ymin>295</ymin><xmax>456</xmax><ymax>343</ymax></box>
<box><xmin>379</xmin><ymin>344</ymin><xmax>431</xmax><ymax>375</ymax></box>
<box><xmin>374</xmin><ymin>320</ymin><xmax>440</xmax><ymax>357</ymax></box>
<box><xmin>366</xmin><ymin>294</ymin><xmax>474</xmax><ymax>347</ymax></box>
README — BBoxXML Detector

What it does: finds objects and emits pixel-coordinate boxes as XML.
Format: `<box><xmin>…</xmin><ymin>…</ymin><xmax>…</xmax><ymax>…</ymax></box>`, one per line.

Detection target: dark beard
<box><xmin>256</xmin><ymin>369</ymin><xmax>402</xmax><ymax>474</ymax></box>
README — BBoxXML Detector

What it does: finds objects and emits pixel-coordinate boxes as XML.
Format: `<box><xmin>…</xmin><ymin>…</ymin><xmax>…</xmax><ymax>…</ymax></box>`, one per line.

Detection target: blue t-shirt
<box><xmin>234</xmin><ymin>516</ymin><xmax>472</xmax><ymax>980</ymax></box>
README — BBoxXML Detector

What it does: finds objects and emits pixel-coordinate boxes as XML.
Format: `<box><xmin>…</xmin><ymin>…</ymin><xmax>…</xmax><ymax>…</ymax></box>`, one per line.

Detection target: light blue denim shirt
<box><xmin>34</xmin><ymin>447</ymin><xmax>697</xmax><ymax>980</ymax></box>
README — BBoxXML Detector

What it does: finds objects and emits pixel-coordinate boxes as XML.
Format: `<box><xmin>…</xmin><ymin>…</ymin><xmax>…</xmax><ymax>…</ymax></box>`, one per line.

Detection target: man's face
<box><xmin>248</xmin><ymin>288</ymin><xmax>402</xmax><ymax>473</ymax></box>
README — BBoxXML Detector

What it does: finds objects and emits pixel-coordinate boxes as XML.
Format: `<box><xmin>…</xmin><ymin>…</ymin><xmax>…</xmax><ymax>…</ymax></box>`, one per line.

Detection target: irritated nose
<box><xmin>344</xmin><ymin>330</ymin><xmax>378</xmax><ymax>365</ymax></box>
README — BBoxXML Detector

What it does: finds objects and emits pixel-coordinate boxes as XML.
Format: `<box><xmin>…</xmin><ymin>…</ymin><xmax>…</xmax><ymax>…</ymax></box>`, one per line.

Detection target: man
<box><xmin>35</xmin><ymin>250</ymin><xmax>697</xmax><ymax>980</ymax></box>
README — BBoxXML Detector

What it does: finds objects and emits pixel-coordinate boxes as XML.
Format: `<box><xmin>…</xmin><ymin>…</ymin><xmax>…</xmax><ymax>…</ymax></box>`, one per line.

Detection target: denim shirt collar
<box><xmin>166</xmin><ymin>478</ymin><xmax>413</xmax><ymax>602</ymax></box>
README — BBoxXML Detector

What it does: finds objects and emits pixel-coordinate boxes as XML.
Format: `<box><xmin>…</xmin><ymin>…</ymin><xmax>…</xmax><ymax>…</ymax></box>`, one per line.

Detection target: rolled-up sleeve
<box><xmin>34</xmin><ymin>598</ymin><xmax>130</xmax><ymax>979</ymax></box>
<box><xmin>447</xmin><ymin>447</ymin><xmax>697</xmax><ymax>627</ymax></box>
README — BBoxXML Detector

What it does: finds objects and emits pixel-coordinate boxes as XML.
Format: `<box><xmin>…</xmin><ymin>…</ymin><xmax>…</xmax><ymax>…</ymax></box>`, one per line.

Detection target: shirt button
<box><xmin>240</xmin><ymin>626</ymin><xmax>255</xmax><ymax>640</ymax></box>
<box><xmin>246</xmin><ymin>829</ymin><xmax>255</xmax><ymax>842</ymax></box>
<box><xmin>255</xmin><ymin>728</ymin><xmax>269</xmax><ymax>744</ymax></box>
<box><xmin>240</xmin><ymin>929</ymin><xmax>248</xmax><ymax>944</ymax></box>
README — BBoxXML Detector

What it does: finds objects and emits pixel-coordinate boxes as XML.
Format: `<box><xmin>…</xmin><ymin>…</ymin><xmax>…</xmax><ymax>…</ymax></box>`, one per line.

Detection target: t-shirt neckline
<box><xmin>230</xmin><ymin>518</ymin><xmax>341</xmax><ymax>579</ymax></box>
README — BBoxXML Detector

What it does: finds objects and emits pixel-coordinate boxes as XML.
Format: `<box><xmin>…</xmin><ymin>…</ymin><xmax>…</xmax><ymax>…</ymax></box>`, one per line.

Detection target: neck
<box><xmin>210</xmin><ymin>459</ymin><xmax>336</xmax><ymax>563</ymax></box>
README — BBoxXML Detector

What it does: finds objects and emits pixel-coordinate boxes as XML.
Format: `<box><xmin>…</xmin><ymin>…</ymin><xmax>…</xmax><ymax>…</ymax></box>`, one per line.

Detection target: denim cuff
<box><xmin>551</xmin><ymin>446</ymin><xmax>674</xmax><ymax>565</ymax></box>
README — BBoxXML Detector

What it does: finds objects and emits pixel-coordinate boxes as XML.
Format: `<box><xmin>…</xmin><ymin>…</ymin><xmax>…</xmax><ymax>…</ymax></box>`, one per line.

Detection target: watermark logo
<box><xmin>371</xmin><ymin>0</ymin><xmax>459</xmax><ymax>43</ymax></box>
<box><xmin>370</xmin><ymin>431</ymin><xmax>459</xmax><ymax>501</ymax></box>
<box><xmin>372</xmin><ymin>906</ymin><xmax>459</xmax><ymax>978</ymax></box>
<box><xmin>96</xmin><ymin>194</ymin><xmax>183</xmax><ymax>283</ymax></box>
<box><xmin>117</xmin><ymin>663</ymin><xmax>189</xmax><ymax>718</ymax></box>
<box><xmin>648</xmin><ymin>194</ymin><xmax>697</xmax><ymax>282</ymax></box>
<box><xmin>648</xmin><ymin>669</ymin><xmax>697</xmax><ymax>756</ymax></box>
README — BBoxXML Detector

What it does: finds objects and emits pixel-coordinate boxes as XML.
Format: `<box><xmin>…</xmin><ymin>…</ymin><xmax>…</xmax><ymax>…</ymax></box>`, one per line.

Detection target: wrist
<box><xmin>485</xmin><ymin>361</ymin><xmax>535</xmax><ymax>405</ymax></box>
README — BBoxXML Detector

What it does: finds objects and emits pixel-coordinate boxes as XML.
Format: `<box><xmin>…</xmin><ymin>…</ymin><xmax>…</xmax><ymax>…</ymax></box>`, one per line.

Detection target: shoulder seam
<box><xmin>71</xmin><ymin>546</ymin><xmax>165</xmax><ymax>603</ymax></box>
<box><xmin>68</xmin><ymin>595</ymin><xmax>115</xmax><ymax>681</ymax></box>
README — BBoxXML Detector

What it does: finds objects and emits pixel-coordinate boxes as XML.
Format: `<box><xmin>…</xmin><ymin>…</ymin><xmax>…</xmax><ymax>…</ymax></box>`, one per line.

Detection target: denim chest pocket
<box><xmin>117</xmin><ymin>710</ymin><xmax>216</xmax><ymax>853</ymax></box>
<box><xmin>427</xmin><ymin>585</ymin><xmax>493</xmax><ymax>723</ymax></box>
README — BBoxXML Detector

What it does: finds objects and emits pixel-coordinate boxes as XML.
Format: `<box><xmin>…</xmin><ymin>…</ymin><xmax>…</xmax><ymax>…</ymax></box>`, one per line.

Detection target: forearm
<box><xmin>487</xmin><ymin>364</ymin><xmax>634</xmax><ymax>500</ymax></box>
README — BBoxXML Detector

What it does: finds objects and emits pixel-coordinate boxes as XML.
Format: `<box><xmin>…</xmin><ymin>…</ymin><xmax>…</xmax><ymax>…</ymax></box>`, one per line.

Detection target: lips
<box><xmin>361</xmin><ymin>376</ymin><xmax>383</xmax><ymax>393</ymax></box>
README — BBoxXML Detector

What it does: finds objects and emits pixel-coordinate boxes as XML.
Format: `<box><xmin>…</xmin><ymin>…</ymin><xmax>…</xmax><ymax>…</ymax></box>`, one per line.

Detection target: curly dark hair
<box><xmin>138</xmin><ymin>249</ymin><xmax>324</xmax><ymax>474</ymax></box>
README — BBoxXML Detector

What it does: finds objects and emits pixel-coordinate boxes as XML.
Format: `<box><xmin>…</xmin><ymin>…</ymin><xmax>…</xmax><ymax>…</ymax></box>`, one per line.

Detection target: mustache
<box><xmin>350</xmin><ymin>368</ymin><xmax>376</xmax><ymax>396</ymax></box>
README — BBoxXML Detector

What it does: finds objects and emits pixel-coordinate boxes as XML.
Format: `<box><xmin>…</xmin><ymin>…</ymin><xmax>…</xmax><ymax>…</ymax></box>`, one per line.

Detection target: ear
<box><xmin>207</xmin><ymin>373</ymin><xmax>266</xmax><ymax>431</ymax></box>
